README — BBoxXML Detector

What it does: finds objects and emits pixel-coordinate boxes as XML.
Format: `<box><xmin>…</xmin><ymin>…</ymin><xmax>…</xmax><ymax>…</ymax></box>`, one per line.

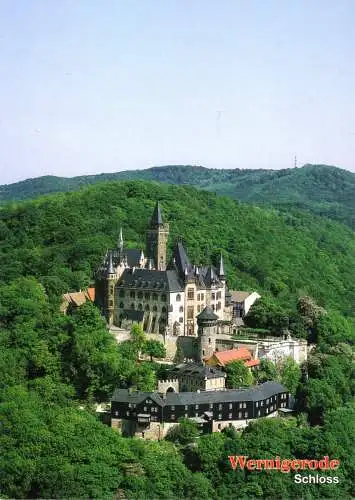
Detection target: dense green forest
<box><xmin>1</xmin><ymin>180</ymin><xmax>354</xmax><ymax>498</ymax></box>
<box><xmin>1</xmin><ymin>180</ymin><xmax>355</xmax><ymax>317</ymax></box>
<box><xmin>1</xmin><ymin>163</ymin><xmax>355</xmax><ymax>229</ymax></box>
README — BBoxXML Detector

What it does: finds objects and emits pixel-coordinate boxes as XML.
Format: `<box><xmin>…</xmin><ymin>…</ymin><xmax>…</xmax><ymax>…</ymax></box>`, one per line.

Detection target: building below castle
<box><xmin>95</xmin><ymin>202</ymin><xmax>231</xmax><ymax>337</ymax></box>
<box><xmin>111</xmin><ymin>381</ymin><xmax>291</xmax><ymax>439</ymax></box>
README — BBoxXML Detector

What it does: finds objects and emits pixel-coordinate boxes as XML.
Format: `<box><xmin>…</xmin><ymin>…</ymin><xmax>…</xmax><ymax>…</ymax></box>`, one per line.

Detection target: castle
<box><xmin>95</xmin><ymin>202</ymin><xmax>232</xmax><ymax>338</ymax></box>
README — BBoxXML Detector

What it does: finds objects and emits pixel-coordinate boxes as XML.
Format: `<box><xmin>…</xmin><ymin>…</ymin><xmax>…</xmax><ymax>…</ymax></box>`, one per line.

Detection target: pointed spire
<box><xmin>219</xmin><ymin>253</ymin><xmax>225</xmax><ymax>277</ymax></box>
<box><xmin>108</xmin><ymin>251</ymin><xmax>114</xmax><ymax>275</ymax></box>
<box><xmin>151</xmin><ymin>201</ymin><xmax>163</xmax><ymax>226</ymax></box>
<box><xmin>118</xmin><ymin>227</ymin><xmax>124</xmax><ymax>252</ymax></box>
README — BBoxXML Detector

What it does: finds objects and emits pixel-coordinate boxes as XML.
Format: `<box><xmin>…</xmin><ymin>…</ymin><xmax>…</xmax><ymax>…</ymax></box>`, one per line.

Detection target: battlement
<box><xmin>157</xmin><ymin>378</ymin><xmax>179</xmax><ymax>393</ymax></box>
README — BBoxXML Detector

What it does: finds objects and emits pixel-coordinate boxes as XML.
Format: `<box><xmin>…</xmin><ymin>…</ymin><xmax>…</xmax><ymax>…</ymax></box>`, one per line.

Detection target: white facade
<box><xmin>244</xmin><ymin>292</ymin><xmax>261</xmax><ymax>315</ymax></box>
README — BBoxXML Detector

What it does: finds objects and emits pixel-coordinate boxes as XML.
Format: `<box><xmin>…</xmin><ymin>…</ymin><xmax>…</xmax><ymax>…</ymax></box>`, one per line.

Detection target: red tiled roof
<box><xmin>245</xmin><ymin>359</ymin><xmax>260</xmax><ymax>367</ymax></box>
<box><xmin>213</xmin><ymin>348</ymin><xmax>252</xmax><ymax>366</ymax></box>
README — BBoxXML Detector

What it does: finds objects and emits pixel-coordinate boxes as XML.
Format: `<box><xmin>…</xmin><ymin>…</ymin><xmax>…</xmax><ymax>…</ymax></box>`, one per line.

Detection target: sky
<box><xmin>0</xmin><ymin>0</ymin><xmax>354</xmax><ymax>184</ymax></box>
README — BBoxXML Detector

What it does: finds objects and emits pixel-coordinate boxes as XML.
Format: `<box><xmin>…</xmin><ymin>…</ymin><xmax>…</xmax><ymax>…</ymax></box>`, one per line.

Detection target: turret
<box><xmin>106</xmin><ymin>250</ymin><xmax>116</xmax><ymax>326</ymax></box>
<box><xmin>218</xmin><ymin>253</ymin><xmax>225</xmax><ymax>280</ymax></box>
<box><xmin>196</xmin><ymin>306</ymin><xmax>218</xmax><ymax>362</ymax></box>
<box><xmin>118</xmin><ymin>227</ymin><xmax>124</xmax><ymax>256</ymax></box>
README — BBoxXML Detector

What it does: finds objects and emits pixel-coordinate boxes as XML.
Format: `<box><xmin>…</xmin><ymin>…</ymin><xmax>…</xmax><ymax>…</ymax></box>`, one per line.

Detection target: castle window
<box><xmin>195</xmin><ymin>404</ymin><xmax>199</xmax><ymax>410</ymax></box>
<box><xmin>244</xmin><ymin>412</ymin><xmax>248</xmax><ymax>418</ymax></box>
<box><xmin>212</xmin><ymin>293</ymin><xmax>215</xmax><ymax>300</ymax></box>
<box><xmin>145</xmin><ymin>304</ymin><xmax>150</xmax><ymax>311</ymax></box>
<box><xmin>238</xmin><ymin>412</ymin><xmax>242</xmax><ymax>419</ymax></box>
<box><xmin>119</xmin><ymin>302</ymin><xmax>124</xmax><ymax>308</ymax></box>
<box><xmin>161</xmin><ymin>294</ymin><xmax>167</xmax><ymax>302</ymax></box>
<box><xmin>256</xmin><ymin>402</ymin><xmax>259</xmax><ymax>408</ymax></box>
<box><xmin>217</xmin><ymin>302</ymin><xmax>221</xmax><ymax>310</ymax></box>
<box><xmin>187</xmin><ymin>306</ymin><xmax>194</xmax><ymax>319</ymax></box>
<box><xmin>143</xmin><ymin>406</ymin><xmax>147</xmax><ymax>411</ymax></box>
<box><xmin>162</xmin><ymin>306</ymin><xmax>167</xmax><ymax>313</ymax></box>
<box><xmin>212</xmin><ymin>304</ymin><xmax>215</xmax><ymax>311</ymax></box>
<box><xmin>138</xmin><ymin>291</ymin><xmax>143</xmax><ymax>299</ymax></box>
<box><xmin>179</xmin><ymin>317</ymin><xmax>183</xmax><ymax>323</ymax></box>
<box><xmin>130</xmin><ymin>303</ymin><xmax>135</xmax><ymax>309</ymax></box>
<box><xmin>145</xmin><ymin>292</ymin><xmax>150</xmax><ymax>300</ymax></box>
<box><xmin>201</xmin><ymin>293</ymin><xmax>204</xmax><ymax>301</ymax></box>
<box><xmin>153</xmin><ymin>306</ymin><xmax>157</xmax><ymax>312</ymax></box>
<box><xmin>110</xmin><ymin>286</ymin><xmax>114</xmax><ymax>294</ymax></box>
<box><xmin>202</xmin><ymin>349</ymin><xmax>205</xmax><ymax>356</ymax></box>
<box><xmin>119</xmin><ymin>290</ymin><xmax>125</xmax><ymax>297</ymax></box>
<box><xmin>185</xmin><ymin>413</ymin><xmax>188</xmax><ymax>418</ymax></box>
<box><xmin>261</xmin><ymin>401</ymin><xmax>264</xmax><ymax>407</ymax></box>
<box><xmin>176</xmin><ymin>294</ymin><xmax>181</xmax><ymax>302</ymax></box>
<box><xmin>218</xmin><ymin>413</ymin><xmax>222</xmax><ymax>420</ymax></box>
<box><xmin>179</xmin><ymin>306</ymin><xmax>183</xmax><ymax>313</ymax></box>
<box><xmin>209</xmin><ymin>403</ymin><xmax>213</xmax><ymax>409</ymax></box>
<box><xmin>171</xmin><ymin>414</ymin><xmax>175</xmax><ymax>420</ymax></box>
<box><xmin>243</xmin><ymin>403</ymin><xmax>246</xmax><ymax>409</ymax></box>
<box><xmin>187</xmin><ymin>288</ymin><xmax>194</xmax><ymax>300</ymax></box>
<box><xmin>171</xmin><ymin>405</ymin><xmax>175</xmax><ymax>411</ymax></box>
<box><xmin>208</xmin><ymin>338</ymin><xmax>211</xmax><ymax>344</ymax></box>
<box><xmin>197</xmin><ymin>305</ymin><xmax>200</xmax><ymax>313</ymax></box>
<box><xmin>218</xmin><ymin>404</ymin><xmax>222</xmax><ymax>410</ymax></box>
<box><xmin>153</xmin><ymin>293</ymin><xmax>158</xmax><ymax>300</ymax></box>
<box><xmin>126</xmin><ymin>411</ymin><xmax>130</xmax><ymax>416</ymax></box>
<box><xmin>130</xmin><ymin>291</ymin><xmax>135</xmax><ymax>298</ymax></box>
<box><xmin>185</xmin><ymin>405</ymin><xmax>188</xmax><ymax>411</ymax></box>
<box><xmin>229</xmin><ymin>413</ymin><xmax>232</xmax><ymax>419</ymax></box>
<box><xmin>109</xmin><ymin>300</ymin><xmax>113</xmax><ymax>306</ymax></box>
<box><xmin>258</xmin><ymin>410</ymin><xmax>261</xmax><ymax>416</ymax></box>
<box><xmin>114</xmin><ymin>411</ymin><xmax>119</xmax><ymax>416</ymax></box>
<box><xmin>229</xmin><ymin>403</ymin><xmax>232</xmax><ymax>410</ymax></box>
<box><xmin>138</xmin><ymin>303</ymin><xmax>143</xmax><ymax>310</ymax></box>
<box><xmin>197</xmin><ymin>294</ymin><xmax>200</xmax><ymax>301</ymax></box>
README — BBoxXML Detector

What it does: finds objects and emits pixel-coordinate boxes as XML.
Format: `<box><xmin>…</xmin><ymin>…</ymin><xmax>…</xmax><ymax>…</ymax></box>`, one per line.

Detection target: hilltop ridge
<box><xmin>1</xmin><ymin>163</ymin><xmax>354</xmax><ymax>229</ymax></box>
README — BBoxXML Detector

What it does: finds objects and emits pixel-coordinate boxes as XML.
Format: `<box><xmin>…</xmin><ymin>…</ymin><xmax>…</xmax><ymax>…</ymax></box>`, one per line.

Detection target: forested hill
<box><xmin>1</xmin><ymin>180</ymin><xmax>355</xmax><ymax>317</ymax></box>
<box><xmin>1</xmin><ymin>163</ymin><xmax>355</xmax><ymax>229</ymax></box>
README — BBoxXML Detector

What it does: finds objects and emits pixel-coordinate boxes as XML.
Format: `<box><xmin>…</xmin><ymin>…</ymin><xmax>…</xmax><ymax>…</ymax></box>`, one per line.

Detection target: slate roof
<box><xmin>111</xmin><ymin>381</ymin><xmax>288</xmax><ymax>406</ymax></box>
<box><xmin>172</xmin><ymin>241</ymin><xmax>192</xmax><ymax>277</ymax></box>
<box><xmin>197</xmin><ymin>306</ymin><xmax>219</xmax><ymax>322</ymax></box>
<box><xmin>151</xmin><ymin>202</ymin><xmax>164</xmax><ymax>226</ymax></box>
<box><xmin>118</xmin><ymin>268</ymin><xmax>184</xmax><ymax>292</ymax></box>
<box><xmin>170</xmin><ymin>362</ymin><xmax>226</xmax><ymax>379</ymax></box>
<box><xmin>125</xmin><ymin>249</ymin><xmax>142</xmax><ymax>267</ymax></box>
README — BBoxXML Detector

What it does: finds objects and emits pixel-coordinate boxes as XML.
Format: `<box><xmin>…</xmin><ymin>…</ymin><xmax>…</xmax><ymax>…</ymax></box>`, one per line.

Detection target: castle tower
<box><xmin>105</xmin><ymin>250</ymin><xmax>116</xmax><ymax>326</ymax></box>
<box><xmin>197</xmin><ymin>306</ymin><xmax>219</xmax><ymax>362</ymax></box>
<box><xmin>146</xmin><ymin>202</ymin><xmax>169</xmax><ymax>271</ymax></box>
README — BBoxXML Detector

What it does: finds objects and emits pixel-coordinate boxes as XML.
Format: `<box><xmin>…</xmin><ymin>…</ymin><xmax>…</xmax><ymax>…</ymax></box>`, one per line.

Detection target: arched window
<box><xmin>153</xmin><ymin>293</ymin><xmax>158</xmax><ymax>300</ymax></box>
<box><xmin>145</xmin><ymin>292</ymin><xmax>150</xmax><ymax>300</ymax></box>
<box><xmin>109</xmin><ymin>300</ymin><xmax>113</xmax><ymax>306</ymax></box>
<box><xmin>119</xmin><ymin>290</ymin><xmax>125</xmax><ymax>298</ymax></box>
<box><xmin>130</xmin><ymin>291</ymin><xmax>135</xmax><ymax>298</ymax></box>
<box><xmin>179</xmin><ymin>306</ymin><xmax>184</xmax><ymax>313</ymax></box>
<box><xmin>153</xmin><ymin>305</ymin><xmax>157</xmax><ymax>312</ymax></box>
<box><xmin>176</xmin><ymin>294</ymin><xmax>181</xmax><ymax>302</ymax></box>
<box><xmin>138</xmin><ymin>291</ymin><xmax>143</xmax><ymax>299</ymax></box>
<box><xmin>162</xmin><ymin>306</ymin><xmax>167</xmax><ymax>314</ymax></box>
<box><xmin>110</xmin><ymin>286</ymin><xmax>114</xmax><ymax>294</ymax></box>
<box><xmin>138</xmin><ymin>303</ymin><xmax>143</xmax><ymax>310</ymax></box>
<box><xmin>119</xmin><ymin>302</ymin><xmax>124</xmax><ymax>308</ymax></box>
<box><xmin>145</xmin><ymin>304</ymin><xmax>150</xmax><ymax>311</ymax></box>
<box><xmin>130</xmin><ymin>303</ymin><xmax>135</xmax><ymax>310</ymax></box>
